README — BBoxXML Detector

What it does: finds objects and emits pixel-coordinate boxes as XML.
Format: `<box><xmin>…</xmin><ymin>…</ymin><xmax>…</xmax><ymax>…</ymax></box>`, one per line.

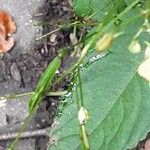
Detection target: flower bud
<box><xmin>78</xmin><ymin>107</ymin><xmax>89</xmax><ymax>125</ymax></box>
<box><xmin>95</xmin><ymin>33</ymin><xmax>114</xmax><ymax>52</ymax></box>
<box><xmin>129</xmin><ymin>40</ymin><xmax>141</xmax><ymax>54</ymax></box>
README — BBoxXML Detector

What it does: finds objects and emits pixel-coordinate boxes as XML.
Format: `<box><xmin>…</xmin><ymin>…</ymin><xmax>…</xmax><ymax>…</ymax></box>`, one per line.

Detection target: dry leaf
<box><xmin>0</xmin><ymin>10</ymin><xmax>16</xmax><ymax>53</ymax></box>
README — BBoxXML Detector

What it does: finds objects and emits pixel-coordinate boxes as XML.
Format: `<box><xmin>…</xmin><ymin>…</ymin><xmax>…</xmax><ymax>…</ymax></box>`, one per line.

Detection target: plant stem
<box><xmin>8</xmin><ymin>113</ymin><xmax>33</xmax><ymax>150</ymax></box>
<box><xmin>78</xmin><ymin>69</ymin><xmax>84</xmax><ymax>107</ymax></box>
<box><xmin>0</xmin><ymin>91</ymin><xmax>68</xmax><ymax>101</ymax></box>
<box><xmin>54</xmin><ymin>36</ymin><xmax>98</xmax><ymax>85</ymax></box>
<box><xmin>108</xmin><ymin>0</ymin><xmax>139</xmax><ymax>27</ymax></box>
<box><xmin>67</xmin><ymin>1</ymin><xmax>140</xmax><ymax>149</ymax></box>
<box><xmin>81</xmin><ymin>125</ymin><xmax>90</xmax><ymax>150</ymax></box>
<box><xmin>36</xmin><ymin>20</ymin><xmax>98</xmax><ymax>41</ymax></box>
<box><xmin>36</xmin><ymin>28</ymin><xmax>60</xmax><ymax>40</ymax></box>
<box><xmin>86</xmin><ymin>0</ymin><xmax>113</xmax><ymax>20</ymax></box>
<box><xmin>0</xmin><ymin>128</ymin><xmax>50</xmax><ymax>141</ymax></box>
<box><xmin>75</xmin><ymin>68</ymin><xmax>90</xmax><ymax>150</ymax></box>
<box><xmin>36</xmin><ymin>21</ymin><xmax>80</xmax><ymax>40</ymax></box>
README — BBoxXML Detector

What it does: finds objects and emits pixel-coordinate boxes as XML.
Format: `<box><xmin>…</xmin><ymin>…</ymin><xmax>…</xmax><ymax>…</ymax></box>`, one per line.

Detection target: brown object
<box><xmin>0</xmin><ymin>10</ymin><xmax>16</xmax><ymax>53</ymax></box>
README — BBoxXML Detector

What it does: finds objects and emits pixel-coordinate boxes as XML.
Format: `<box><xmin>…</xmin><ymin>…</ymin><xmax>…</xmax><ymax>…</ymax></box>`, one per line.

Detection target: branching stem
<box><xmin>0</xmin><ymin>91</ymin><xmax>68</xmax><ymax>101</ymax></box>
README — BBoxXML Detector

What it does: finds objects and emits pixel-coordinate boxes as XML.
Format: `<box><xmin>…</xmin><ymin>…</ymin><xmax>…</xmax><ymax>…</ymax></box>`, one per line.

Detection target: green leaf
<box><xmin>73</xmin><ymin>0</ymin><xmax>128</xmax><ymax>21</ymax></box>
<box><xmin>107</xmin><ymin>75</ymin><xmax>141</xmax><ymax>150</ymax></box>
<box><xmin>73</xmin><ymin>0</ymin><xmax>92</xmax><ymax>17</ymax></box>
<box><xmin>48</xmin><ymin>31</ymin><xmax>150</xmax><ymax>150</ymax></box>
<box><xmin>73</xmin><ymin>0</ymin><xmax>114</xmax><ymax>19</ymax></box>
<box><xmin>125</xmin><ymin>77</ymin><xmax>150</xmax><ymax>149</ymax></box>
<box><xmin>48</xmin><ymin>1</ymin><xmax>150</xmax><ymax>150</ymax></box>
<box><xmin>100</xmin><ymin>100</ymin><xmax>123</xmax><ymax>150</ymax></box>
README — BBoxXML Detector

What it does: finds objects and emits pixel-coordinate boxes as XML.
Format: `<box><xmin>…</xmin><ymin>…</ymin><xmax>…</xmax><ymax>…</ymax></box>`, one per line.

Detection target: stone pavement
<box><xmin>0</xmin><ymin>0</ymin><xmax>46</xmax><ymax>149</ymax></box>
<box><xmin>0</xmin><ymin>0</ymin><xmax>44</xmax><ymax>53</ymax></box>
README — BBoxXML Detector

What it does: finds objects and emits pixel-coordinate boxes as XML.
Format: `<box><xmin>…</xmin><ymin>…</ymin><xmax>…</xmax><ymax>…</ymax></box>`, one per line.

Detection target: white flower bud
<box><xmin>129</xmin><ymin>40</ymin><xmax>141</xmax><ymax>54</ymax></box>
<box><xmin>78</xmin><ymin>107</ymin><xmax>89</xmax><ymax>125</ymax></box>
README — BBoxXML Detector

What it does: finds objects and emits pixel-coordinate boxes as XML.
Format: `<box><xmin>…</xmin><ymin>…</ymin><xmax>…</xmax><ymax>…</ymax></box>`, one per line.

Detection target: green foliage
<box><xmin>73</xmin><ymin>0</ymin><xmax>92</xmax><ymax>17</ymax></box>
<box><xmin>73</xmin><ymin>0</ymin><xmax>128</xmax><ymax>21</ymax></box>
<box><xmin>48</xmin><ymin>1</ymin><xmax>150</xmax><ymax>150</ymax></box>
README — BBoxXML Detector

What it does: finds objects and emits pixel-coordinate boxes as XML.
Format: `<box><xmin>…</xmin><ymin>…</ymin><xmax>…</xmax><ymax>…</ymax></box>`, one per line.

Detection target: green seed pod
<box><xmin>95</xmin><ymin>33</ymin><xmax>114</xmax><ymax>52</ymax></box>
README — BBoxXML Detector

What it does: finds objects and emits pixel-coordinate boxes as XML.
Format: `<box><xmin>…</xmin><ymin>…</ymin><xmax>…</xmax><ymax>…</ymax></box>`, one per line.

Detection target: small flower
<box><xmin>128</xmin><ymin>40</ymin><xmax>141</xmax><ymax>54</ymax></box>
<box><xmin>78</xmin><ymin>107</ymin><xmax>89</xmax><ymax>125</ymax></box>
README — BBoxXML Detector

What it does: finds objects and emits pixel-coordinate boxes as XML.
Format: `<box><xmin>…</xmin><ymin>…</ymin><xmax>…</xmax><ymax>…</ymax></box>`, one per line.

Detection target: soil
<box><xmin>0</xmin><ymin>0</ymin><xmax>73</xmax><ymax>149</ymax></box>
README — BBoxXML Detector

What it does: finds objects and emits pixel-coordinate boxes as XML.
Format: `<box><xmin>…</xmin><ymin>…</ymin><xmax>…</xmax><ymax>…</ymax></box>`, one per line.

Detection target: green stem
<box><xmin>108</xmin><ymin>0</ymin><xmax>139</xmax><ymax>27</ymax></box>
<box><xmin>36</xmin><ymin>28</ymin><xmax>60</xmax><ymax>40</ymax></box>
<box><xmin>7</xmin><ymin>91</ymin><xmax>43</xmax><ymax>150</ymax></box>
<box><xmin>78</xmin><ymin>69</ymin><xmax>84</xmax><ymax>107</ymax></box>
<box><xmin>0</xmin><ymin>91</ymin><xmax>68</xmax><ymax>101</ymax></box>
<box><xmin>72</xmin><ymin>2</ymin><xmax>140</xmax><ymax>149</ymax></box>
<box><xmin>36</xmin><ymin>21</ymin><xmax>80</xmax><ymax>40</ymax></box>
<box><xmin>86</xmin><ymin>0</ymin><xmax>113</xmax><ymax>20</ymax></box>
<box><xmin>75</xmin><ymin>68</ymin><xmax>90</xmax><ymax>150</ymax></box>
<box><xmin>102</xmin><ymin>0</ymin><xmax>122</xmax><ymax>26</ymax></box>
<box><xmin>36</xmin><ymin>20</ymin><xmax>98</xmax><ymax>41</ymax></box>
<box><xmin>54</xmin><ymin>36</ymin><xmax>98</xmax><ymax>85</ymax></box>
<box><xmin>120</xmin><ymin>13</ymin><xmax>142</xmax><ymax>28</ymax></box>
<box><xmin>8</xmin><ymin>114</ymin><xmax>32</xmax><ymax>150</ymax></box>
<box><xmin>81</xmin><ymin>125</ymin><xmax>90</xmax><ymax>150</ymax></box>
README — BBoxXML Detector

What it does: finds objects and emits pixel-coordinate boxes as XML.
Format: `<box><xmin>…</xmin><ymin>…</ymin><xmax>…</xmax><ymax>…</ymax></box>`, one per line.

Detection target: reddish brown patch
<box><xmin>0</xmin><ymin>10</ymin><xmax>16</xmax><ymax>53</ymax></box>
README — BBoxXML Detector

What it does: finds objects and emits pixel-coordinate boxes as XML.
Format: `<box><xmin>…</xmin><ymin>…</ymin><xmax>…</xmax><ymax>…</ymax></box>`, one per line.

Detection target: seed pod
<box><xmin>95</xmin><ymin>33</ymin><xmax>114</xmax><ymax>52</ymax></box>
